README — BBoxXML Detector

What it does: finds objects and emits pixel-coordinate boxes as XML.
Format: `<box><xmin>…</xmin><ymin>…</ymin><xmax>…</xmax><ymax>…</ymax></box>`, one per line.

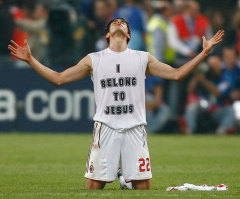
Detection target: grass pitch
<box><xmin>0</xmin><ymin>133</ymin><xmax>240</xmax><ymax>199</ymax></box>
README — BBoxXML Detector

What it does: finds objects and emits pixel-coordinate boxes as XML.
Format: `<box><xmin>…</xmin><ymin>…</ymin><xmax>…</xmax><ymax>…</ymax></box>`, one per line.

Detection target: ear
<box><xmin>127</xmin><ymin>34</ymin><xmax>131</xmax><ymax>39</ymax></box>
<box><xmin>105</xmin><ymin>32</ymin><xmax>110</xmax><ymax>39</ymax></box>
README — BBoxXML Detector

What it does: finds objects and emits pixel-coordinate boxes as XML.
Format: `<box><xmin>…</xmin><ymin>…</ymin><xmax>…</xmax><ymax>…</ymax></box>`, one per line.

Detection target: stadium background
<box><xmin>1</xmin><ymin>0</ymin><xmax>240</xmax><ymax>133</ymax></box>
<box><xmin>1</xmin><ymin>1</ymin><xmax>240</xmax><ymax>198</ymax></box>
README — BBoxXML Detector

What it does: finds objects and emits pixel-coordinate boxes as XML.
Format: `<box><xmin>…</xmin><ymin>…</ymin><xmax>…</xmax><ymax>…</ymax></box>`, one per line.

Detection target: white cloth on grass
<box><xmin>166</xmin><ymin>183</ymin><xmax>228</xmax><ymax>191</ymax></box>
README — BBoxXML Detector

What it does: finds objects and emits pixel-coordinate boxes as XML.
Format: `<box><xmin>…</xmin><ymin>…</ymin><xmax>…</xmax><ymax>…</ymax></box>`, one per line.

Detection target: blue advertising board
<box><xmin>0</xmin><ymin>67</ymin><xmax>95</xmax><ymax>132</ymax></box>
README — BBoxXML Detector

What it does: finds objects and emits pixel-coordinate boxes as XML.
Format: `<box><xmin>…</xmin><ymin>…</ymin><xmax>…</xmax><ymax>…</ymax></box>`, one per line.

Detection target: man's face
<box><xmin>107</xmin><ymin>19</ymin><xmax>130</xmax><ymax>38</ymax></box>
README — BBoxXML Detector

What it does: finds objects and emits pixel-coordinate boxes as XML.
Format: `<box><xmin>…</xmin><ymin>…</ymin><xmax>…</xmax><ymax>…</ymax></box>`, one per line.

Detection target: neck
<box><xmin>108</xmin><ymin>32</ymin><xmax>128</xmax><ymax>52</ymax></box>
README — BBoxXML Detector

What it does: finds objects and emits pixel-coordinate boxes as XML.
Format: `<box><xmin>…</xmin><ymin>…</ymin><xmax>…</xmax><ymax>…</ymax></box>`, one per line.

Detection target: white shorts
<box><xmin>84</xmin><ymin>122</ymin><xmax>152</xmax><ymax>182</ymax></box>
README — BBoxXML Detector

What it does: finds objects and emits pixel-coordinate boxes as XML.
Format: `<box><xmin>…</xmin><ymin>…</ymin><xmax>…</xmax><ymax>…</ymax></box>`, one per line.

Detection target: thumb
<box><xmin>24</xmin><ymin>39</ymin><xmax>30</xmax><ymax>50</ymax></box>
<box><xmin>202</xmin><ymin>36</ymin><xmax>206</xmax><ymax>42</ymax></box>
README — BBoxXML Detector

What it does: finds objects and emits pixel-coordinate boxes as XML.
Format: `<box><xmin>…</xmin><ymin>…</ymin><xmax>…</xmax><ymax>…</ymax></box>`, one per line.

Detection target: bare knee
<box><xmin>132</xmin><ymin>179</ymin><xmax>151</xmax><ymax>190</ymax></box>
<box><xmin>86</xmin><ymin>179</ymin><xmax>106</xmax><ymax>190</ymax></box>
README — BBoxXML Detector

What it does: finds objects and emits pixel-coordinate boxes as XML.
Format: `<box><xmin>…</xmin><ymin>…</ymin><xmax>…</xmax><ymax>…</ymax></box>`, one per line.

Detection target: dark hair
<box><xmin>105</xmin><ymin>18</ymin><xmax>131</xmax><ymax>44</ymax></box>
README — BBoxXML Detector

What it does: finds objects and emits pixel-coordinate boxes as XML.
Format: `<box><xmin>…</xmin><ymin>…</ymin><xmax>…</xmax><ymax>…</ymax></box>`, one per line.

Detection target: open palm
<box><xmin>8</xmin><ymin>40</ymin><xmax>32</xmax><ymax>62</ymax></box>
<box><xmin>202</xmin><ymin>30</ymin><xmax>224</xmax><ymax>55</ymax></box>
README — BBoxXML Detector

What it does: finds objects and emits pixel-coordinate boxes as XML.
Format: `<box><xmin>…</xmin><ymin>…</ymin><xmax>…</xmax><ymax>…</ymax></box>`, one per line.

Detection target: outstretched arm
<box><xmin>147</xmin><ymin>30</ymin><xmax>224</xmax><ymax>81</ymax></box>
<box><xmin>8</xmin><ymin>40</ymin><xmax>92</xmax><ymax>86</ymax></box>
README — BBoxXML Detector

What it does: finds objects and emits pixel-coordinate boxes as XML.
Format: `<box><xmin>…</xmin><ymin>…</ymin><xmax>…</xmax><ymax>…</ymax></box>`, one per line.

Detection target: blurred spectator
<box><xmin>74</xmin><ymin>0</ymin><xmax>99</xmax><ymax>54</ymax></box>
<box><xmin>80</xmin><ymin>0</ymin><xmax>95</xmax><ymax>20</ymax></box>
<box><xmin>142</xmin><ymin>0</ymin><xmax>153</xmax><ymax>19</ymax></box>
<box><xmin>10</xmin><ymin>2</ymin><xmax>28</xmax><ymax>49</ymax></box>
<box><xmin>146</xmin><ymin>1</ymin><xmax>175</xmax><ymax>129</ymax></box>
<box><xmin>145</xmin><ymin>75</ymin><xmax>171</xmax><ymax>133</ymax></box>
<box><xmin>170</xmin><ymin>0</ymin><xmax>212</xmax><ymax>64</ymax></box>
<box><xmin>221</xmin><ymin>48</ymin><xmax>240</xmax><ymax>100</ymax></box>
<box><xmin>180</xmin><ymin>56</ymin><xmax>222</xmax><ymax>134</ymax></box>
<box><xmin>0</xmin><ymin>0</ymin><xmax>14</xmax><ymax>66</ymax></box>
<box><xmin>47</xmin><ymin>0</ymin><xmax>79</xmax><ymax>67</ymax></box>
<box><xmin>14</xmin><ymin>1</ymin><xmax>50</xmax><ymax>62</ymax></box>
<box><xmin>109</xmin><ymin>0</ymin><xmax>119</xmax><ymax>16</ymax></box>
<box><xmin>181</xmin><ymin>48</ymin><xmax>240</xmax><ymax>135</ymax></box>
<box><xmin>168</xmin><ymin>0</ymin><xmax>212</xmax><ymax>118</ymax></box>
<box><xmin>210</xmin><ymin>11</ymin><xmax>225</xmax><ymax>34</ymax></box>
<box><xmin>172</xmin><ymin>0</ymin><xmax>185</xmax><ymax>15</ymax></box>
<box><xmin>114</xmin><ymin>0</ymin><xmax>147</xmax><ymax>50</ymax></box>
<box><xmin>208</xmin><ymin>10</ymin><xmax>238</xmax><ymax>57</ymax></box>
<box><xmin>220</xmin><ymin>48</ymin><xmax>240</xmax><ymax>115</ymax></box>
<box><xmin>94</xmin><ymin>0</ymin><xmax>112</xmax><ymax>50</ymax></box>
<box><xmin>232</xmin><ymin>9</ymin><xmax>240</xmax><ymax>55</ymax></box>
<box><xmin>146</xmin><ymin>0</ymin><xmax>175</xmax><ymax>64</ymax></box>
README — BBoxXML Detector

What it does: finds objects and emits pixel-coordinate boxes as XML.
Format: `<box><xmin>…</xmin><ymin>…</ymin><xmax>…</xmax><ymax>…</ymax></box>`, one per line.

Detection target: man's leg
<box><xmin>86</xmin><ymin>179</ymin><xmax>106</xmax><ymax>190</ymax></box>
<box><xmin>84</xmin><ymin>122</ymin><xmax>122</xmax><ymax>189</ymax></box>
<box><xmin>132</xmin><ymin>179</ymin><xmax>151</xmax><ymax>190</ymax></box>
<box><xmin>120</xmin><ymin>126</ymin><xmax>152</xmax><ymax>190</ymax></box>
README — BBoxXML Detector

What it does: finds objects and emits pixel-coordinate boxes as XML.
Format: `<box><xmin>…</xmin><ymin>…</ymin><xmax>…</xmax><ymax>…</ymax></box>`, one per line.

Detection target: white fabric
<box><xmin>168</xmin><ymin>23</ymin><xmax>192</xmax><ymax>56</ymax></box>
<box><xmin>119</xmin><ymin>175</ymin><xmax>133</xmax><ymax>189</ymax></box>
<box><xmin>166</xmin><ymin>183</ymin><xmax>228</xmax><ymax>191</ymax></box>
<box><xmin>85</xmin><ymin>122</ymin><xmax>152</xmax><ymax>182</ymax></box>
<box><xmin>89</xmin><ymin>48</ymin><xmax>149</xmax><ymax>130</ymax></box>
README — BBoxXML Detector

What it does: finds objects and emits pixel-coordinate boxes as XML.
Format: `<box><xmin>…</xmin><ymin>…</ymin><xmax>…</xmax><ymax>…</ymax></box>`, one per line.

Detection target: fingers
<box><xmin>214</xmin><ymin>30</ymin><xmax>224</xmax><ymax>40</ymax></box>
<box><xmin>10</xmin><ymin>52</ymin><xmax>18</xmax><ymax>59</ymax></box>
<box><xmin>8</xmin><ymin>45</ymin><xmax>17</xmax><ymax>53</ymax></box>
<box><xmin>214</xmin><ymin>31</ymin><xmax>224</xmax><ymax>43</ymax></box>
<box><xmin>214</xmin><ymin>39</ymin><xmax>223</xmax><ymax>45</ymax></box>
<box><xmin>10</xmin><ymin>40</ymin><xmax>20</xmax><ymax>48</ymax></box>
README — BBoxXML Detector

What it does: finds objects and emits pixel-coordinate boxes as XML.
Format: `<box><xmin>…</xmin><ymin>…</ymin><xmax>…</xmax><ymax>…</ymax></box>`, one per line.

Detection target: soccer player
<box><xmin>8</xmin><ymin>18</ymin><xmax>224</xmax><ymax>190</ymax></box>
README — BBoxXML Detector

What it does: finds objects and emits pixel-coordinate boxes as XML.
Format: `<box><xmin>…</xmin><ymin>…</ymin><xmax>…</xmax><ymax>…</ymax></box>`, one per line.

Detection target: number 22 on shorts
<box><xmin>139</xmin><ymin>158</ymin><xmax>151</xmax><ymax>172</ymax></box>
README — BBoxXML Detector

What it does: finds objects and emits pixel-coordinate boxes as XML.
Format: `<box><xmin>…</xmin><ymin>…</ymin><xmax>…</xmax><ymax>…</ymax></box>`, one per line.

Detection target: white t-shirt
<box><xmin>89</xmin><ymin>48</ymin><xmax>149</xmax><ymax>130</ymax></box>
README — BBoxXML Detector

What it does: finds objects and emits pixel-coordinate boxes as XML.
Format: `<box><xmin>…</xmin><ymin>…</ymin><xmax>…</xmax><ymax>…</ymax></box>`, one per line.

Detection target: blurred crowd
<box><xmin>1</xmin><ymin>0</ymin><xmax>240</xmax><ymax>134</ymax></box>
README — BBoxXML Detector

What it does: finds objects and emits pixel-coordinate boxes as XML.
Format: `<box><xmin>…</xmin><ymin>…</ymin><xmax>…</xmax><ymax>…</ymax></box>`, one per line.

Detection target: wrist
<box><xmin>27</xmin><ymin>55</ymin><xmax>34</xmax><ymax>64</ymax></box>
<box><xmin>202</xmin><ymin>49</ymin><xmax>209</xmax><ymax>57</ymax></box>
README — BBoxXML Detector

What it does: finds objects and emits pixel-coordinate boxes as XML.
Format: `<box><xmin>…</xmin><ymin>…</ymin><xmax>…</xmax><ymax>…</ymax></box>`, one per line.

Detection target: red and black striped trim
<box><xmin>98</xmin><ymin>123</ymin><xmax>102</xmax><ymax>148</ymax></box>
<box><xmin>86</xmin><ymin>122</ymin><xmax>98</xmax><ymax>173</ymax></box>
<box><xmin>140</xmin><ymin>125</ymin><xmax>146</xmax><ymax>147</ymax></box>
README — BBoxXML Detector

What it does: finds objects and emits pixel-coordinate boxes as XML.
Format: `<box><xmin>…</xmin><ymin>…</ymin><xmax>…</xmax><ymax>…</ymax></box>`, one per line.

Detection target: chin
<box><xmin>111</xmin><ymin>29</ymin><xmax>127</xmax><ymax>37</ymax></box>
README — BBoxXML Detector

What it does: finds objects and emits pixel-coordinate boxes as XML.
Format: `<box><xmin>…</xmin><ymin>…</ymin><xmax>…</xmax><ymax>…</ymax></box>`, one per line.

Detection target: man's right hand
<box><xmin>8</xmin><ymin>40</ymin><xmax>32</xmax><ymax>62</ymax></box>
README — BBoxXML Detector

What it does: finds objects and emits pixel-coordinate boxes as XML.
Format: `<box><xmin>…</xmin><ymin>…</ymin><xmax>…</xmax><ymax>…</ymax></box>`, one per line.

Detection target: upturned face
<box><xmin>106</xmin><ymin>19</ymin><xmax>131</xmax><ymax>40</ymax></box>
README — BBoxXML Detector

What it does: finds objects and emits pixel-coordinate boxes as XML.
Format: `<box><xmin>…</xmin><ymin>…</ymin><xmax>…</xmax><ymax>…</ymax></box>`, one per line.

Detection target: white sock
<box><xmin>119</xmin><ymin>176</ymin><xmax>133</xmax><ymax>189</ymax></box>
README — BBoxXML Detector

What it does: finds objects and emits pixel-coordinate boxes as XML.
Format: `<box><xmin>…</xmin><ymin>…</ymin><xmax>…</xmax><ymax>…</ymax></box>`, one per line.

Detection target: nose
<box><xmin>116</xmin><ymin>20</ymin><xmax>121</xmax><ymax>24</ymax></box>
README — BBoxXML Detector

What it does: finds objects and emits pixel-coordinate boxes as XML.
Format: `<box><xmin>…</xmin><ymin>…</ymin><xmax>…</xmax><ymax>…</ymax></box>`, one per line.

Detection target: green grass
<box><xmin>0</xmin><ymin>133</ymin><xmax>240</xmax><ymax>198</ymax></box>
